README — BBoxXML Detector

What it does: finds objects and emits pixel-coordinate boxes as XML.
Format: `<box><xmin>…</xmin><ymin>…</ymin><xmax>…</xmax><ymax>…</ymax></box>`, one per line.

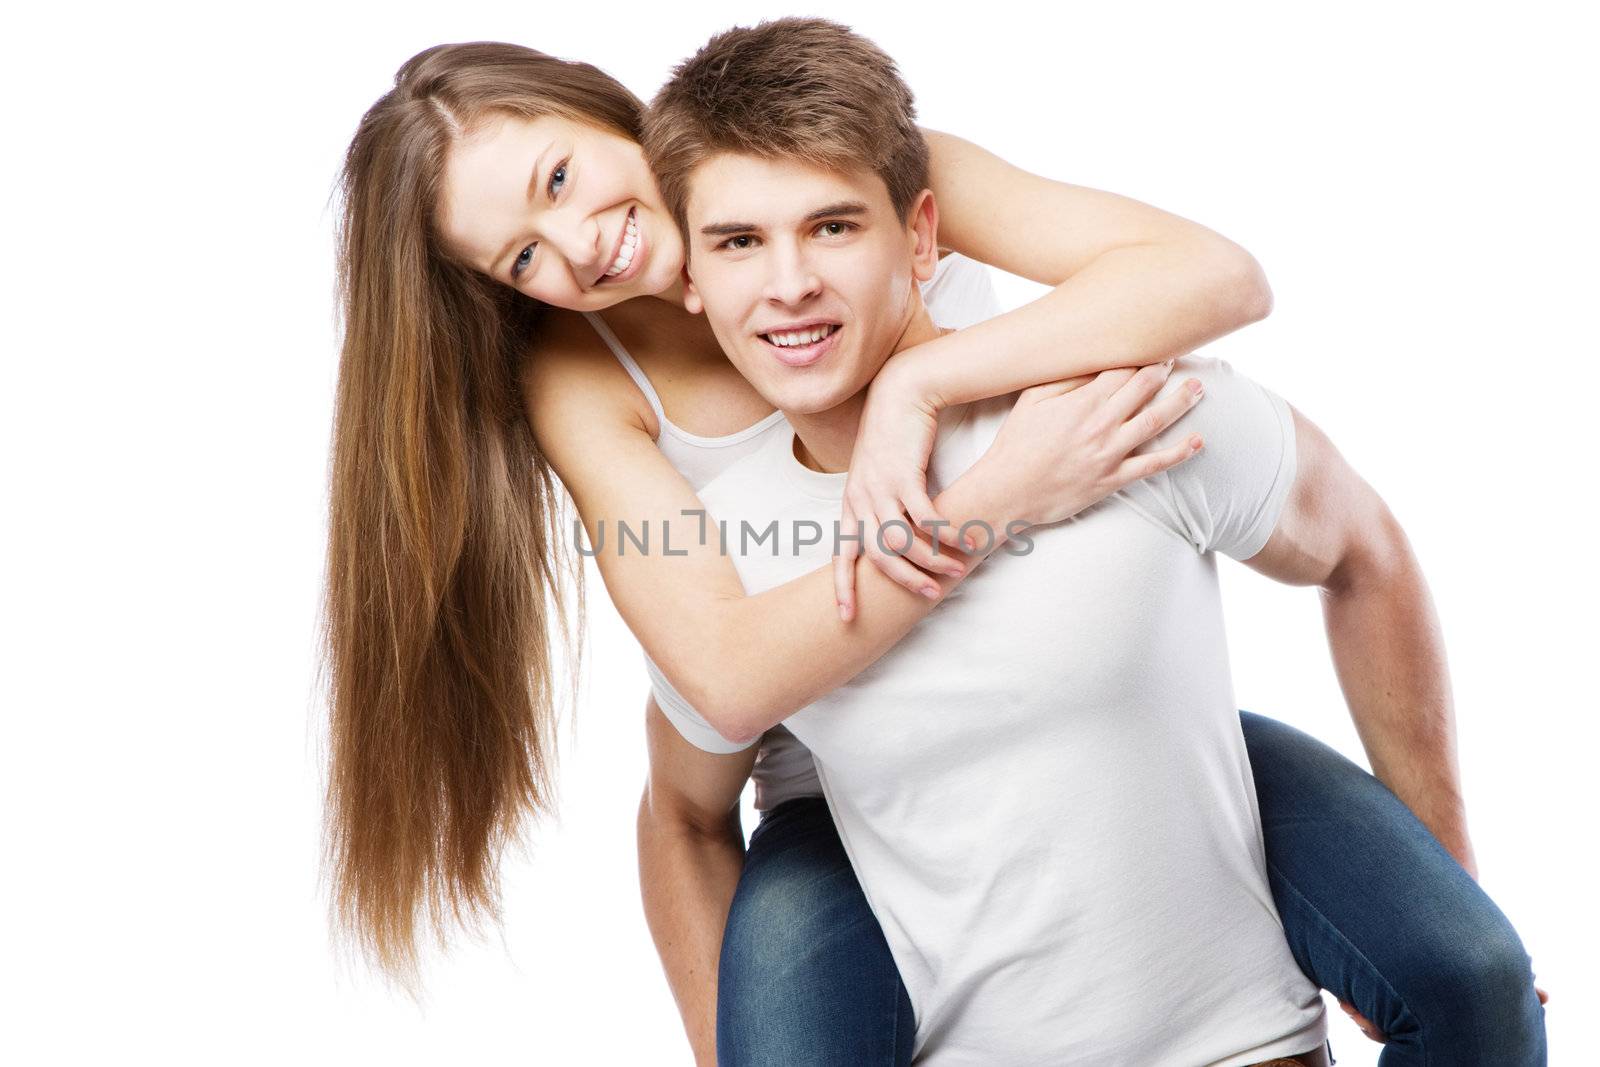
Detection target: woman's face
<box><xmin>437</xmin><ymin>113</ymin><xmax>685</xmax><ymax>310</ymax></box>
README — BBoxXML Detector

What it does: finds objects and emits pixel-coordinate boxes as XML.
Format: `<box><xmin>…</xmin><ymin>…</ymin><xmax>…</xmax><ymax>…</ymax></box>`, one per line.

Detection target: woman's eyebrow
<box><xmin>524</xmin><ymin>143</ymin><xmax>557</xmax><ymax>203</ymax></box>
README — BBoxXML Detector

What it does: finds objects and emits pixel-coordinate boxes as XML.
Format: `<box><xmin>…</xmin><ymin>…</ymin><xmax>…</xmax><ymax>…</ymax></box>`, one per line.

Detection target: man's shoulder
<box><xmin>928</xmin><ymin>391</ymin><xmax>1022</xmax><ymax>493</ymax></box>
<box><xmin>1119</xmin><ymin>354</ymin><xmax>1299</xmax><ymax>559</ymax></box>
<box><xmin>1157</xmin><ymin>355</ymin><xmax>1290</xmax><ymax>457</ymax></box>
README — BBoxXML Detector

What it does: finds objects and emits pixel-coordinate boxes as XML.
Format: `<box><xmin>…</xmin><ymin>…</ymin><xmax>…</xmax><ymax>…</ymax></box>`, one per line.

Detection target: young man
<box><xmin>634</xmin><ymin>18</ymin><xmax>1542</xmax><ymax>1067</ymax></box>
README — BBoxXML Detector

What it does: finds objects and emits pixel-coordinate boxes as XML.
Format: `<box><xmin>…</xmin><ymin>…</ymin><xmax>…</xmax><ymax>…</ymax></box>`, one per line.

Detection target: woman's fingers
<box><xmin>869</xmin><ymin>502</ymin><xmax>965</xmax><ymax>578</ymax></box>
<box><xmin>865</xmin><ymin>542</ymin><xmax>946</xmax><ymax>600</ymax></box>
<box><xmin>834</xmin><ymin>501</ymin><xmax>861</xmax><ymax>621</ymax></box>
<box><xmin>896</xmin><ymin>528</ymin><xmax>966</xmax><ymax>578</ymax></box>
<box><xmin>1109</xmin><ymin>434</ymin><xmax>1204</xmax><ymax>487</ymax></box>
<box><xmin>1076</xmin><ymin>365</ymin><xmax>1141</xmax><ymax>404</ymax></box>
<box><xmin>850</xmin><ymin>489</ymin><xmax>963</xmax><ymax>593</ymax></box>
<box><xmin>1109</xmin><ymin>376</ymin><xmax>1204</xmax><ymax>454</ymax></box>
<box><xmin>1101</xmin><ymin>360</ymin><xmax>1177</xmax><ymax>426</ymax></box>
<box><xmin>903</xmin><ymin>487</ymin><xmax>965</xmax><ymax>551</ymax></box>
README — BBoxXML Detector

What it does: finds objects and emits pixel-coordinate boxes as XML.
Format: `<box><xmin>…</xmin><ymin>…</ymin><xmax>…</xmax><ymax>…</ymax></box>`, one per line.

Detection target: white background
<box><xmin>5</xmin><ymin>1</ymin><xmax>1595</xmax><ymax>1063</ymax></box>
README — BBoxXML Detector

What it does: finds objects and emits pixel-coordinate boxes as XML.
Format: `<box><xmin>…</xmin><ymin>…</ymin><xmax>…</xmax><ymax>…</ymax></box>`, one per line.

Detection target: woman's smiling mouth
<box><xmin>596</xmin><ymin>206</ymin><xmax>643</xmax><ymax>285</ymax></box>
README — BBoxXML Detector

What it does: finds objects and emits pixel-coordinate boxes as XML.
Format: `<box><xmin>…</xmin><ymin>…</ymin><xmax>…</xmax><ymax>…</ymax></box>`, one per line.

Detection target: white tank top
<box><xmin>583</xmin><ymin>252</ymin><xmax>1004</xmax><ymax>810</ymax></box>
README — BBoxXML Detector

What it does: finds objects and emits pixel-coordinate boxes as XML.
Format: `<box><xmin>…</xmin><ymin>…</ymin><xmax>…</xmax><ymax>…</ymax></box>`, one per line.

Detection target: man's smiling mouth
<box><xmin>757</xmin><ymin>322</ymin><xmax>842</xmax><ymax>367</ymax></box>
<box><xmin>760</xmin><ymin>323</ymin><xmax>840</xmax><ymax>347</ymax></box>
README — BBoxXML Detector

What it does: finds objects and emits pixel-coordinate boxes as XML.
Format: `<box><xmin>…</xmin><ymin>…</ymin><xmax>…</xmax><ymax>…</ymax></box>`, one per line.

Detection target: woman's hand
<box><xmin>833</xmin><ymin>362</ymin><xmax>968</xmax><ymax>620</ymax></box>
<box><xmin>963</xmin><ymin>361</ymin><xmax>1205</xmax><ymax>533</ymax></box>
<box><xmin>834</xmin><ymin>360</ymin><xmax>1207</xmax><ymax>619</ymax></box>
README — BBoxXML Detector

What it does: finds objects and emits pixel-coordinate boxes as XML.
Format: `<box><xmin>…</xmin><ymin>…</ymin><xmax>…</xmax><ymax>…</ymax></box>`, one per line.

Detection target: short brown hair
<box><xmin>643</xmin><ymin>17</ymin><xmax>929</xmax><ymax>239</ymax></box>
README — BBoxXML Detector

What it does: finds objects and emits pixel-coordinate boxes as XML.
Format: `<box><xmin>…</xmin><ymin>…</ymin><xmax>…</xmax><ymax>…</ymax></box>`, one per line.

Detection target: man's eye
<box><xmin>512</xmin><ymin>244</ymin><xmax>536</xmax><ymax>278</ymax></box>
<box><xmin>548</xmin><ymin>159</ymin><xmax>569</xmax><ymax>198</ymax></box>
<box><xmin>720</xmin><ymin>235</ymin><xmax>756</xmax><ymax>250</ymax></box>
<box><xmin>817</xmin><ymin>221</ymin><xmax>854</xmax><ymax>237</ymax></box>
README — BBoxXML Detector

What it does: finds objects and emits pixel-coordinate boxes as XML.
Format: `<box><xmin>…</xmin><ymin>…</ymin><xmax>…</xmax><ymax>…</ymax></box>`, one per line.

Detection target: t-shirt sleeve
<box><xmin>644</xmin><ymin>651</ymin><xmax>760</xmax><ymax>755</ymax></box>
<box><xmin>1114</xmin><ymin>356</ymin><xmax>1298</xmax><ymax>561</ymax></box>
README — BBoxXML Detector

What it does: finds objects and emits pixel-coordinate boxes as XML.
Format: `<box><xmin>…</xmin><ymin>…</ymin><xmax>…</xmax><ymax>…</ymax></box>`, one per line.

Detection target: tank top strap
<box><xmin>581</xmin><ymin>311</ymin><xmax>668</xmax><ymax>431</ymax></box>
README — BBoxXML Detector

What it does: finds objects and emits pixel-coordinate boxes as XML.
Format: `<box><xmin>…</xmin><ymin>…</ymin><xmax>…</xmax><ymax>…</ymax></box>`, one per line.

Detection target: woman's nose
<box><xmin>546</xmin><ymin>213</ymin><xmax>603</xmax><ymax>277</ymax></box>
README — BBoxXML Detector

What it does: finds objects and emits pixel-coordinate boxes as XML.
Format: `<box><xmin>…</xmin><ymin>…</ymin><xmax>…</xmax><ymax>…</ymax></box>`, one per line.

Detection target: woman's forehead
<box><xmin>436</xmin><ymin>114</ymin><xmax>566</xmax><ymax>268</ymax></box>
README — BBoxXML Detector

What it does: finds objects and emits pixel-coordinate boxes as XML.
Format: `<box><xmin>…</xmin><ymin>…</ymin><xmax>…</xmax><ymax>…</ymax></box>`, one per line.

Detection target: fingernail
<box><xmin>1187</xmin><ymin>379</ymin><xmax>1204</xmax><ymax>396</ymax></box>
<box><xmin>1190</xmin><ymin>435</ymin><xmax>1203</xmax><ymax>451</ymax></box>
<box><xmin>922</xmin><ymin>585</ymin><xmax>940</xmax><ymax>600</ymax></box>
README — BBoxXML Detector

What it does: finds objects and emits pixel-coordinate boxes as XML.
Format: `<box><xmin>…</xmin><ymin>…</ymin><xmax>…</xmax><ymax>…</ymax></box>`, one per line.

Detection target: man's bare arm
<box><xmin>637</xmin><ymin>696</ymin><xmax>757</xmax><ymax>1065</ymax></box>
<box><xmin>1244</xmin><ymin>405</ymin><xmax>1477</xmax><ymax>876</ymax></box>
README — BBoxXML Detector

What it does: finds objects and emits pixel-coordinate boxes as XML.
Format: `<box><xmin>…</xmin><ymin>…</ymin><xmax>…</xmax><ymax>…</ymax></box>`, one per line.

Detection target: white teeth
<box><xmin>604</xmin><ymin>210</ymin><xmax>640</xmax><ymax>277</ymax></box>
<box><xmin>765</xmin><ymin>325</ymin><xmax>837</xmax><ymax>347</ymax></box>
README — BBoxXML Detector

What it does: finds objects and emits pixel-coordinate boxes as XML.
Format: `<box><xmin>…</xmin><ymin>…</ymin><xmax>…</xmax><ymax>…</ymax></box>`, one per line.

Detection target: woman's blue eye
<box><xmin>512</xmin><ymin>244</ymin><xmax>535</xmax><ymax>278</ymax></box>
<box><xmin>548</xmin><ymin>160</ymin><xmax>568</xmax><ymax>198</ymax></box>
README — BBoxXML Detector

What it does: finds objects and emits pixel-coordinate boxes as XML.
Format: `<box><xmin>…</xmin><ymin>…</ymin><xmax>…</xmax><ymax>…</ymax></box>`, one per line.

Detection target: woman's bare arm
<box><xmin>523</xmin><ymin>318</ymin><xmax>989</xmax><ymax>744</ymax></box>
<box><xmin>833</xmin><ymin>129</ymin><xmax>1271</xmax><ymax>609</ymax></box>
<box><xmin>907</xmin><ymin>128</ymin><xmax>1271</xmax><ymax>405</ymax></box>
<box><xmin>527</xmin><ymin>308</ymin><xmax>1197</xmax><ymax>743</ymax></box>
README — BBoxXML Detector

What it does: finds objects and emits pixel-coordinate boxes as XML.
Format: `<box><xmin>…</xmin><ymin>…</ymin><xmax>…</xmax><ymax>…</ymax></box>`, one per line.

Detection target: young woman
<box><xmin>323</xmin><ymin>39</ymin><xmax>1545</xmax><ymax>1065</ymax></box>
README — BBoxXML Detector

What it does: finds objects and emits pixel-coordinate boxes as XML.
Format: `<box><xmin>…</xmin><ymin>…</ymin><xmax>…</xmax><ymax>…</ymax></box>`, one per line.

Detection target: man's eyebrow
<box><xmin>801</xmin><ymin>200</ymin><xmax>869</xmax><ymax>224</ymax></box>
<box><xmin>699</xmin><ymin>219</ymin><xmax>762</xmax><ymax>238</ymax></box>
<box><xmin>489</xmin><ymin>143</ymin><xmax>553</xmax><ymax>274</ymax></box>
<box><xmin>699</xmin><ymin>201</ymin><xmax>869</xmax><ymax>239</ymax></box>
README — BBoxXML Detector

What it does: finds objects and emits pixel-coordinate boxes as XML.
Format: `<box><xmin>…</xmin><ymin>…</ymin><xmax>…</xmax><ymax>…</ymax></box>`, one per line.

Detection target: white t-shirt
<box><xmin>593</xmin><ymin>252</ymin><xmax>1002</xmax><ymax>810</ymax></box>
<box><xmin>668</xmin><ymin>356</ymin><xmax>1327</xmax><ymax>1065</ymax></box>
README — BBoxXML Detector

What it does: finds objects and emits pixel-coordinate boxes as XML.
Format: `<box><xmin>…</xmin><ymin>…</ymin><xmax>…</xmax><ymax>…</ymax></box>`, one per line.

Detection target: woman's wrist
<box><xmin>931</xmin><ymin>456</ymin><xmax>1017</xmax><ymax>559</ymax></box>
<box><xmin>874</xmin><ymin>338</ymin><xmax>949</xmax><ymax>414</ymax></box>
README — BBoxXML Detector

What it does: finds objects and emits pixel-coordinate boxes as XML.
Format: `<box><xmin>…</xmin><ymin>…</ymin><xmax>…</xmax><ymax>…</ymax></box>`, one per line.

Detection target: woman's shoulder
<box><xmin>521</xmin><ymin>307</ymin><xmax>661</xmax><ymax>442</ymax></box>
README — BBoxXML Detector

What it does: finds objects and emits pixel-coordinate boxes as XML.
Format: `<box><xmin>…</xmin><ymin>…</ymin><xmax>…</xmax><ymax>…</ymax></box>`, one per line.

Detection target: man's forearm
<box><xmin>1322</xmin><ymin>519</ymin><xmax>1477</xmax><ymax>876</ymax></box>
<box><xmin>637</xmin><ymin>798</ymin><xmax>745</xmax><ymax>1066</ymax></box>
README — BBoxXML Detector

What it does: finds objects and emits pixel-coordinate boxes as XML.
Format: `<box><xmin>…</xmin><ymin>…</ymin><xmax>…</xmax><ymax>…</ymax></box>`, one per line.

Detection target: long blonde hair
<box><xmin>322</xmin><ymin>42</ymin><xmax>642</xmax><ymax>984</ymax></box>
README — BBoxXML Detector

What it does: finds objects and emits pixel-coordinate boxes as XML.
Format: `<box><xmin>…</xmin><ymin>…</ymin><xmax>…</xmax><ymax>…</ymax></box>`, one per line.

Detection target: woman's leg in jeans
<box><xmin>717</xmin><ymin>796</ymin><xmax>914</xmax><ymax>1067</ymax></box>
<box><xmin>1241</xmin><ymin>710</ymin><xmax>1547</xmax><ymax>1066</ymax></box>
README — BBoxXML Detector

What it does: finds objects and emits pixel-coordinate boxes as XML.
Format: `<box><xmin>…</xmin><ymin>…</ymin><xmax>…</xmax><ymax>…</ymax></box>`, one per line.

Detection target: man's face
<box><xmin>682</xmin><ymin>154</ymin><xmax>936</xmax><ymax>415</ymax></box>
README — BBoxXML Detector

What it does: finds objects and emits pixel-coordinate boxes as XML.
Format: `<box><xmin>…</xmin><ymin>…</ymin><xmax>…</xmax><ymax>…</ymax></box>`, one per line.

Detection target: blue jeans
<box><xmin>717</xmin><ymin>711</ymin><xmax>1546</xmax><ymax>1066</ymax></box>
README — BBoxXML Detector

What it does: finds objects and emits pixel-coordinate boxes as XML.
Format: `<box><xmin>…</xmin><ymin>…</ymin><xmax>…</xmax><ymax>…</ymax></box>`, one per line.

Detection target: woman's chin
<box><xmin>582</xmin><ymin>286</ymin><xmax>634</xmax><ymax>311</ymax></box>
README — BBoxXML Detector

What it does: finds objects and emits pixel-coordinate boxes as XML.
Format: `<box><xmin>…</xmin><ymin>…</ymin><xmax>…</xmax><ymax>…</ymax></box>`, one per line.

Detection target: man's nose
<box><xmin>763</xmin><ymin>242</ymin><xmax>822</xmax><ymax>306</ymax></box>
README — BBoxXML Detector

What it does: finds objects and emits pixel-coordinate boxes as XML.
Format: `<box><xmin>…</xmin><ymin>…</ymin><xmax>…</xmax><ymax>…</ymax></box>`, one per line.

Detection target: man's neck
<box><xmin>790</xmin><ymin>303</ymin><xmax>945</xmax><ymax>474</ymax></box>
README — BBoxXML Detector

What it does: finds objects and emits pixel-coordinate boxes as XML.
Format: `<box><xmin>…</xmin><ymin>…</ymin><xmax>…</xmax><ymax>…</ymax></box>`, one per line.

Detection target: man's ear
<box><xmin>907</xmin><ymin>189</ymin><xmax>940</xmax><ymax>284</ymax></box>
<box><xmin>682</xmin><ymin>264</ymin><xmax>704</xmax><ymax>315</ymax></box>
